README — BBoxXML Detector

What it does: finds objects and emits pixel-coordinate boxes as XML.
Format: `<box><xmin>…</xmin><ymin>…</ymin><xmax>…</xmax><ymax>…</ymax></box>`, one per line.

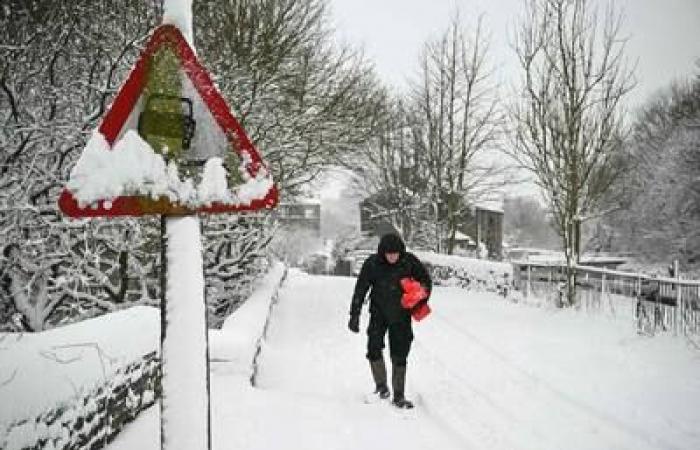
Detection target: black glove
<box><xmin>348</xmin><ymin>315</ymin><xmax>360</xmax><ymax>333</ymax></box>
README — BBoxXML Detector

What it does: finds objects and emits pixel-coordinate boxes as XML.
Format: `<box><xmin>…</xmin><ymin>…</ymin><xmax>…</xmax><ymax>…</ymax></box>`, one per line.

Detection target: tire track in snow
<box><xmin>416</xmin><ymin>307</ymin><xmax>679</xmax><ymax>450</ymax></box>
<box><xmin>411</xmin><ymin>326</ymin><xmax>557</xmax><ymax>450</ymax></box>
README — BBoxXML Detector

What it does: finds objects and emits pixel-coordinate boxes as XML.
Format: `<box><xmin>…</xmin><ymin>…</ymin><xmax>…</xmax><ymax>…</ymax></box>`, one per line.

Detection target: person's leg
<box><xmin>366</xmin><ymin>314</ymin><xmax>389</xmax><ymax>396</ymax></box>
<box><xmin>388</xmin><ymin>320</ymin><xmax>414</xmax><ymax>408</ymax></box>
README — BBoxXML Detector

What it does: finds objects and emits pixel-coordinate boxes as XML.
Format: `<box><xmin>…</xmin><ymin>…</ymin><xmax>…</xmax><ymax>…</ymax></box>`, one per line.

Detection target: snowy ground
<box><xmin>109</xmin><ymin>269</ymin><xmax>700</xmax><ymax>450</ymax></box>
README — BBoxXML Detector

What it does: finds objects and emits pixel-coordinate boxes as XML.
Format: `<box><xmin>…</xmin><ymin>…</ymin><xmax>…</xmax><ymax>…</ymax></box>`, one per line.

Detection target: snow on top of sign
<box><xmin>68</xmin><ymin>130</ymin><xmax>176</xmax><ymax>204</ymax></box>
<box><xmin>198</xmin><ymin>158</ymin><xmax>230</xmax><ymax>203</ymax></box>
<box><xmin>67</xmin><ymin>130</ymin><xmax>272</xmax><ymax>209</ymax></box>
<box><xmin>162</xmin><ymin>0</ymin><xmax>194</xmax><ymax>46</ymax></box>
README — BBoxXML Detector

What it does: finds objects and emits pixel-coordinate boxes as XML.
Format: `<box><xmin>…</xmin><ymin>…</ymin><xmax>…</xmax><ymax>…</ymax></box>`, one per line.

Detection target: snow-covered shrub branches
<box><xmin>194</xmin><ymin>0</ymin><xmax>380</xmax><ymax>196</ymax></box>
<box><xmin>202</xmin><ymin>214</ymin><xmax>276</xmax><ymax>328</ymax></box>
<box><xmin>0</xmin><ymin>0</ymin><xmax>160</xmax><ymax>329</ymax></box>
<box><xmin>596</xmin><ymin>72</ymin><xmax>700</xmax><ymax>273</ymax></box>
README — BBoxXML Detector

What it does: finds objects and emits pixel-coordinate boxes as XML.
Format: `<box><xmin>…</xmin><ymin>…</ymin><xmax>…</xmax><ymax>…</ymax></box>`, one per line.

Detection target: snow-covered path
<box><xmin>110</xmin><ymin>269</ymin><xmax>700</xmax><ymax>450</ymax></box>
<box><xmin>250</xmin><ymin>272</ymin><xmax>465</xmax><ymax>450</ymax></box>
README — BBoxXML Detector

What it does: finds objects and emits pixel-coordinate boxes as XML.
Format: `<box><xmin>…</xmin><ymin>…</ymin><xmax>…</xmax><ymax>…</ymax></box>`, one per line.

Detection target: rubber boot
<box><xmin>391</xmin><ymin>364</ymin><xmax>414</xmax><ymax>409</ymax></box>
<box><xmin>369</xmin><ymin>358</ymin><xmax>390</xmax><ymax>399</ymax></box>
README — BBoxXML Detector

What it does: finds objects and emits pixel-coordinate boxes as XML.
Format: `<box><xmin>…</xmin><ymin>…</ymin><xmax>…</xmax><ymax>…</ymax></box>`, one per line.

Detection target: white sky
<box><xmin>329</xmin><ymin>0</ymin><xmax>700</xmax><ymax>109</ymax></box>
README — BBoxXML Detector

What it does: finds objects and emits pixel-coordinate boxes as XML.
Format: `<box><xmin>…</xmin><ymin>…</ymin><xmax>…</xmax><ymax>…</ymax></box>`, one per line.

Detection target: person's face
<box><xmin>385</xmin><ymin>252</ymin><xmax>399</xmax><ymax>264</ymax></box>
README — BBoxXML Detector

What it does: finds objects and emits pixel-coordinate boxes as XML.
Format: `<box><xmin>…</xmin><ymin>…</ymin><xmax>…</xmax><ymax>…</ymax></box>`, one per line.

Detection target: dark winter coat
<box><xmin>350</xmin><ymin>235</ymin><xmax>432</xmax><ymax>324</ymax></box>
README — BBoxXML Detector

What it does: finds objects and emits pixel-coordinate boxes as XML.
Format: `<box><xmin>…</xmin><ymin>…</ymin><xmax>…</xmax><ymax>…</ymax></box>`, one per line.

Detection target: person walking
<box><xmin>348</xmin><ymin>233</ymin><xmax>431</xmax><ymax>409</ymax></box>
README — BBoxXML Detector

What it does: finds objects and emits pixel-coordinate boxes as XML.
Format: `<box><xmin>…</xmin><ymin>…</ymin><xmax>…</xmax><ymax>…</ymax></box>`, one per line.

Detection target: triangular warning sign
<box><xmin>59</xmin><ymin>24</ymin><xmax>278</xmax><ymax>217</ymax></box>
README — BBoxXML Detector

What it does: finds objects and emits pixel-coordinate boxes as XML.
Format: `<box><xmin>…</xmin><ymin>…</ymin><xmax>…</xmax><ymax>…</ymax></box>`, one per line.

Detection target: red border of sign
<box><xmin>59</xmin><ymin>24</ymin><xmax>278</xmax><ymax>217</ymax></box>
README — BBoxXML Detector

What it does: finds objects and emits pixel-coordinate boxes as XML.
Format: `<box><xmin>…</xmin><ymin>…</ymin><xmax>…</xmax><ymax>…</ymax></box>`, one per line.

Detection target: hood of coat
<box><xmin>377</xmin><ymin>233</ymin><xmax>406</xmax><ymax>263</ymax></box>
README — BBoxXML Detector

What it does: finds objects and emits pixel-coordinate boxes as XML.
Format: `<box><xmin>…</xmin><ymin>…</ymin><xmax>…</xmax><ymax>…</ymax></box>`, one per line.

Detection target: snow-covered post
<box><xmin>159</xmin><ymin>2</ymin><xmax>211</xmax><ymax>450</ymax></box>
<box><xmin>160</xmin><ymin>216</ymin><xmax>210</xmax><ymax>450</ymax></box>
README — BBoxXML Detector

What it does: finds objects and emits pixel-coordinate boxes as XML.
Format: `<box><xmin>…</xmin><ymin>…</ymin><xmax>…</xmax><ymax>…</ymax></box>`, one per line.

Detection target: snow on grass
<box><xmin>0</xmin><ymin>306</ymin><xmax>159</xmax><ymax>427</ymax></box>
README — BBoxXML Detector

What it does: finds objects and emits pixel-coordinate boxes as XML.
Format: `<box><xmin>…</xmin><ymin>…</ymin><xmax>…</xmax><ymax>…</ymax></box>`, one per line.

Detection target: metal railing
<box><xmin>512</xmin><ymin>261</ymin><xmax>700</xmax><ymax>337</ymax></box>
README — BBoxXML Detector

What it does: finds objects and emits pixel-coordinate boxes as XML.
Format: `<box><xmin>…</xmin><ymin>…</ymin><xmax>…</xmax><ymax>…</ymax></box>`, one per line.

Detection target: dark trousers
<box><xmin>366</xmin><ymin>313</ymin><xmax>413</xmax><ymax>366</ymax></box>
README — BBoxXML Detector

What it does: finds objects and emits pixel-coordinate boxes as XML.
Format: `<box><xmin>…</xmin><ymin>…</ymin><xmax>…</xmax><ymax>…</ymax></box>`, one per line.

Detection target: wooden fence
<box><xmin>512</xmin><ymin>261</ymin><xmax>700</xmax><ymax>337</ymax></box>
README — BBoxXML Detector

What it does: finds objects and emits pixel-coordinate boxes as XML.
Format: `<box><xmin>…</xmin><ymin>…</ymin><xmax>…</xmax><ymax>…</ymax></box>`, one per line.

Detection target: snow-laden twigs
<box><xmin>0</xmin><ymin>368</ymin><xmax>18</xmax><ymax>388</ymax></box>
<box><xmin>39</xmin><ymin>350</ymin><xmax>82</xmax><ymax>365</ymax></box>
<box><xmin>40</xmin><ymin>342</ymin><xmax>118</xmax><ymax>387</ymax></box>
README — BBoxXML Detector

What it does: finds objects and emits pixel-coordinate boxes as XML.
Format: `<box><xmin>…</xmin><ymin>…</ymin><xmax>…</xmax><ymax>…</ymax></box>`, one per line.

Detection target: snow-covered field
<box><xmin>109</xmin><ymin>269</ymin><xmax>700</xmax><ymax>450</ymax></box>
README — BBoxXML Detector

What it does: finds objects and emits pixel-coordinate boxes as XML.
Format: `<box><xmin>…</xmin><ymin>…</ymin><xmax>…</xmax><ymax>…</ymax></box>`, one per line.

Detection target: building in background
<box><xmin>467</xmin><ymin>204</ymin><xmax>504</xmax><ymax>259</ymax></box>
<box><xmin>358</xmin><ymin>193</ymin><xmax>504</xmax><ymax>259</ymax></box>
<box><xmin>275</xmin><ymin>200</ymin><xmax>322</xmax><ymax>236</ymax></box>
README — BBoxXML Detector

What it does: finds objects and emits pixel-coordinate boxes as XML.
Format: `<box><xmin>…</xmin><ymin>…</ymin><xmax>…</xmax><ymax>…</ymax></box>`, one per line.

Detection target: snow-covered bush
<box><xmin>416</xmin><ymin>251</ymin><xmax>513</xmax><ymax>295</ymax></box>
<box><xmin>0</xmin><ymin>1</ymin><xmax>160</xmax><ymax>331</ymax></box>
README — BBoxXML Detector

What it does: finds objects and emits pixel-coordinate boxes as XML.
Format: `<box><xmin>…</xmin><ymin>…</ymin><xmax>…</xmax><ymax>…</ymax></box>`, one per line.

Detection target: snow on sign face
<box><xmin>58</xmin><ymin>24</ymin><xmax>278</xmax><ymax>217</ymax></box>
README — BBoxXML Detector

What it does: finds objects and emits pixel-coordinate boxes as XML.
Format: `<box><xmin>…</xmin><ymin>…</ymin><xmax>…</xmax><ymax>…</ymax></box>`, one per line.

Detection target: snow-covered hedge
<box><xmin>0</xmin><ymin>351</ymin><xmax>160</xmax><ymax>450</ymax></box>
<box><xmin>415</xmin><ymin>251</ymin><xmax>513</xmax><ymax>295</ymax></box>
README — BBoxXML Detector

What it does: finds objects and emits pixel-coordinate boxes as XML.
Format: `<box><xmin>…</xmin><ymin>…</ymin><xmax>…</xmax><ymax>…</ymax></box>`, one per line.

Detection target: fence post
<box><xmin>526</xmin><ymin>264</ymin><xmax>531</xmax><ymax>298</ymax></box>
<box><xmin>601</xmin><ymin>271</ymin><xmax>606</xmax><ymax>302</ymax></box>
<box><xmin>675</xmin><ymin>260</ymin><xmax>682</xmax><ymax>335</ymax></box>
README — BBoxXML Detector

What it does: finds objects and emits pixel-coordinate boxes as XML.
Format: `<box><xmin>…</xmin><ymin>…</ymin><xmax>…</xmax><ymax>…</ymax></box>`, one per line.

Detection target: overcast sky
<box><xmin>329</xmin><ymin>0</ymin><xmax>700</xmax><ymax>109</ymax></box>
<box><xmin>321</xmin><ymin>0</ymin><xmax>699</xmax><ymax>201</ymax></box>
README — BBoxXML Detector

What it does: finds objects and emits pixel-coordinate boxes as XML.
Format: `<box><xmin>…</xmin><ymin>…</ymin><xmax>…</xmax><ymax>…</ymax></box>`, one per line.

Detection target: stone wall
<box><xmin>1</xmin><ymin>351</ymin><xmax>160</xmax><ymax>450</ymax></box>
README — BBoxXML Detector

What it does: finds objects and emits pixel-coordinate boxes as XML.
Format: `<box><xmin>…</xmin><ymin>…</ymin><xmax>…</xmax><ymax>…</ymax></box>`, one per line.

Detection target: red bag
<box><xmin>411</xmin><ymin>301</ymin><xmax>431</xmax><ymax>321</ymax></box>
<box><xmin>400</xmin><ymin>277</ymin><xmax>430</xmax><ymax>321</ymax></box>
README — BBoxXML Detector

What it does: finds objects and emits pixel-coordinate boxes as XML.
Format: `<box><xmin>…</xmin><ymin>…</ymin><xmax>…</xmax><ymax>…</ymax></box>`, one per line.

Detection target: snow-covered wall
<box><xmin>0</xmin><ymin>262</ymin><xmax>289</xmax><ymax>449</ymax></box>
<box><xmin>0</xmin><ymin>306</ymin><xmax>160</xmax><ymax>449</ymax></box>
<box><xmin>0</xmin><ymin>353</ymin><xmax>160</xmax><ymax>450</ymax></box>
<box><xmin>208</xmin><ymin>262</ymin><xmax>288</xmax><ymax>382</ymax></box>
<box><xmin>0</xmin><ymin>307</ymin><xmax>160</xmax><ymax>426</ymax></box>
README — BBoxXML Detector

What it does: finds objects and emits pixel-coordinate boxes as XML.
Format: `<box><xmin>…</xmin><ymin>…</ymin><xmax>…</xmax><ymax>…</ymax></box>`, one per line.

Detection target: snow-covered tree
<box><xmin>410</xmin><ymin>14</ymin><xmax>503</xmax><ymax>254</ymax></box>
<box><xmin>507</xmin><ymin>0</ymin><xmax>634</xmax><ymax>304</ymax></box>
<box><xmin>345</xmin><ymin>94</ymin><xmax>429</xmax><ymax>243</ymax></box>
<box><xmin>345</xmin><ymin>14</ymin><xmax>503</xmax><ymax>253</ymax></box>
<box><xmin>597</xmin><ymin>73</ymin><xmax>700</xmax><ymax>272</ymax></box>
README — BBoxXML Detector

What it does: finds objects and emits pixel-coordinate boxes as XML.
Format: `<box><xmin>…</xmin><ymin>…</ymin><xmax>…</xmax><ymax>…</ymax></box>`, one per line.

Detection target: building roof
<box><xmin>474</xmin><ymin>200</ymin><xmax>504</xmax><ymax>213</ymax></box>
<box><xmin>279</xmin><ymin>198</ymin><xmax>321</xmax><ymax>206</ymax></box>
<box><xmin>452</xmin><ymin>231</ymin><xmax>476</xmax><ymax>245</ymax></box>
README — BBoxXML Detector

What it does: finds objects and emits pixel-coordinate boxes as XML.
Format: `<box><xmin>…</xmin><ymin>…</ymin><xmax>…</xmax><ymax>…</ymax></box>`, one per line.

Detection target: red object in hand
<box><xmin>400</xmin><ymin>278</ymin><xmax>427</xmax><ymax>309</ymax></box>
<box><xmin>400</xmin><ymin>277</ymin><xmax>430</xmax><ymax>321</ymax></box>
<box><xmin>412</xmin><ymin>302</ymin><xmax>431</xmax><ymax>321</ymax></box>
